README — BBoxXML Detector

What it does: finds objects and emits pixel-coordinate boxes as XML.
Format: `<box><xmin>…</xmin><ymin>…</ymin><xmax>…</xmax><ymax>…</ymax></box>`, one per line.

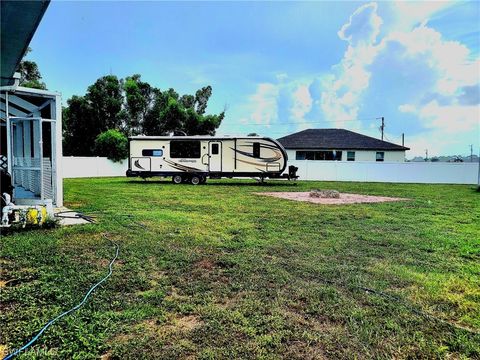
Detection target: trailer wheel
<box><xmin>190</xmin><ymin>175</ymin><xmax>201</xmax><ymax>185</ymax></box>
<box><xmin>172</xmin><ymin>175</ymin><xmax>183</xmax><ymax>184</ymax></box>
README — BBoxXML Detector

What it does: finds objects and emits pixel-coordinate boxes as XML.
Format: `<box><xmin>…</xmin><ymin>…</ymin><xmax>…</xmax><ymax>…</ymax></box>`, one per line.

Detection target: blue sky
<box><xmin>28</xmin><ymin>1</ymin><xmax>479</xmax><ymax>157</ymax></box>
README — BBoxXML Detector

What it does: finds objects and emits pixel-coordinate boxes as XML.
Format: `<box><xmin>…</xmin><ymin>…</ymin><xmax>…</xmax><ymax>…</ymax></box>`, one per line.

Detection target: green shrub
<box><xmin>94</xmin><ymin>129</ymin><xmax>128</xmax><ymax>162</ymax></box>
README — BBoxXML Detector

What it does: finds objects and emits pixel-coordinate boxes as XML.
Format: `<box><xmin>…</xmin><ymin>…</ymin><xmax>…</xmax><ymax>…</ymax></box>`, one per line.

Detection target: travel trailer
<box><xmin>126</xmin><ymin>135</ymin><xmax>298</xmax><ymax>184</ymax></box>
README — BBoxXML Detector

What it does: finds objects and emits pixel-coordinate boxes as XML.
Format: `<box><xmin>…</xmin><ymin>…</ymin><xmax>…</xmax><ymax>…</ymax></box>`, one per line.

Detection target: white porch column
<box><xmin>5</xmin><ymin>92</ymin><xmax>12</xmax><ymax>174</ymax></box>
<box><xmin>53</xmin><ymin>94</ymin><xmax>63</xmax><ymax>207</ymax></box>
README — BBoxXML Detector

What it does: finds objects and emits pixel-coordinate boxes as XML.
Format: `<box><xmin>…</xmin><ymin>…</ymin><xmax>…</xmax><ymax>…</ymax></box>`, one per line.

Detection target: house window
<box><xmin>142</xmin><ymin>149</ymin><xmax>163</xmax><ymax>157</ymax></box>
<box><xmin>295</xmin><ymin>150</ymin><xmax>342</xmax><ymax>161</ymax></box>
<box><xmin>347</xmin><ymin>151</ymin><xmax>355</xmax><ymax>161</ymax></box>
<box><xmin>296</xmin><ymin>151</ymin><xmax>313</xmax><ymax>160</ymax></box>
<box><xmin>376</xmin><ymin>151</ymin><xmax>385</xmax><ymax>162</ymax></box>
<box><xmin>170</xmin><ymin>140</ymin><xmax>201</xmax><ymax>158</ymax></box>
<box><xmin>253</xmin><ymin>142</ymin><xmax>260</xmax><ymax>158</ymax></box>
<box><xmin>211</xmin><ymin>143</ymin><xmax>219</xmax><ymax>155</ymax></box>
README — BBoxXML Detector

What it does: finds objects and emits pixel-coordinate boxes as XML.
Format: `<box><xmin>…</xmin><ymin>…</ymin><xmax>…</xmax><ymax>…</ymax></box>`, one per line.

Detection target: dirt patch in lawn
<box><xmin>196</xmin><ymin>258</ymin><xmax>216</xmax><ymax>271</ymax></box>
<box><xmin>255</xmin><ymin>192</ymin><xmax>408</xmax><ymax>205</ymax></box>
<box><xmin>137</xmin><ymin>315</ymin><xmax>202</xmax><ymax>335</ymax></box>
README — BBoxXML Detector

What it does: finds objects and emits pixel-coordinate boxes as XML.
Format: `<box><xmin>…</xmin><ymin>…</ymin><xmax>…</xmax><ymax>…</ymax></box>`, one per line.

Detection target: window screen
<box><xmin>170</xmin><ymin>141</ymin><xmax>201</xmax><ymax>158</ymax></box>
<box><xmin>347</xmin><ymin>151</ymin><xmax>355</xmax><ymax>161</ymax></box>
<box><xmin>253</xmin><ymin>143</ymin><xmax>260</xmax><ymax>158</ymax></box>
<box><xmin>211</xmin><ymin>143</ymin><xmax>219</xmax><ymax>155</ymax></box>
<box><xmin>376</xmin><ymin>152</ymin><xmax>385</xmax><ymax>162</ymax></box>
<box><xmin>142</xmin><ymin>149</ymin><xmax>163</xmax><ymax>157</ymax></box>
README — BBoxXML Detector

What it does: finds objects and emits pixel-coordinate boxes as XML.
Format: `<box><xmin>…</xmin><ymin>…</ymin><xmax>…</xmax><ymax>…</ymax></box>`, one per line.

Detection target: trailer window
<box><xmin>142</xmin><ymin>149</ymin><xmax>163</xmax><ymax>157</ymax></box>
<box><xmin>376</xmin><ymin>151</ymin><xmax>385</xmax><ymax>162</ymax></box>
<box><xmin>211</xmin><ymin>143</ymin><xmax>219</xmax><ymax>155</ymax></box>
<box><xmin>253</xmin><ymin>142</ymin><xmax>260</xmax><ymax>158</ymax></box>
<box><xmin>170</xmin><ymin>140</ymin><xmax>201</xmax><ymax>158</ymax></box>
<box><xmin>347</xmin><ymin>151</ymin><xmax>355</xmax><ymax>161</ymax></box>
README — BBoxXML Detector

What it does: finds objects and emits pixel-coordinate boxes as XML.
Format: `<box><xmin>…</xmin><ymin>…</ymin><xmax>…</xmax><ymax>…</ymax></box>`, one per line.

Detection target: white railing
<box><xmin>61</xmin><ymin>157</ymin><xmax>479</xmax><ymax>185</ymax></box>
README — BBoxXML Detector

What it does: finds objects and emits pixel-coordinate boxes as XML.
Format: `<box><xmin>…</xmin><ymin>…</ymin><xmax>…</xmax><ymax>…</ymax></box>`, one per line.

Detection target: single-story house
<box><xmin>277</xmin><ymin>129</ymin><xmax>409</xmax><ymax>162</ymax></box>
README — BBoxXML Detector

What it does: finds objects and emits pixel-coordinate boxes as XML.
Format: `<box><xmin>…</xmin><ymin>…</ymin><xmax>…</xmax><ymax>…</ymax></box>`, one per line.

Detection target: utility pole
<box><xmin>425</xmin><ymin>149</ymin><xmax>428</xmax><ymax>162</ymax></box>
<box><xmin>402</xmin><ymin>133</ymin><xmax>404</xmax><ymax>147</ymax></box>
<box><xmin>377</xmin><ymin>117</ymin><xmax>385</xmax><ymax>140</ymax></box>
<box><xmin>470</xmin><ymin>144</ymin><xmax>473</xmax><ymax>162</ymax></box>
<box><xmin>381</xmin><ymin>117</ymin><xmax>384</xmax><ymax>141</ymax></box>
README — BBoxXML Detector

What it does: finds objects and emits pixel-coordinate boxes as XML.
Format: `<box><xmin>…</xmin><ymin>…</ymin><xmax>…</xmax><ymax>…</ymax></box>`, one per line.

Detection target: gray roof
<box><xmin>1</xmin><ymin>1</ymin><xmax>50</xmax><ymax>86</ymax></box>
<box><xmin>277</xmin><ymin>129</ymin><xmax>409</xmax><ymax>151</ymax></box>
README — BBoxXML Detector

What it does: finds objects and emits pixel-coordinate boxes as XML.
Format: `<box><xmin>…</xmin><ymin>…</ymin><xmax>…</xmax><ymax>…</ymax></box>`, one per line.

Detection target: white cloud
<box><xmin>318</xmin><ymin>1</ymin><xmax>479</xmax><ymax>155</ymax></box>
<box><xmin>403</xmin><ymin>127</ymin><xmax>473</xmax><ymax>157</ymax></box>
<box><xmin>386</xmin><ymin>22</ymin><xmax>479</xmax><ymax>155</ymax></box>
<box><xmin>398</xmin><ymin>104</ymin><xmax>416</xmax><ymax>113</ymax></box>
<box><xmin>320</xmin><ymin>2</ymin><xmax>382</xmax><ymax>128</ymax></box>
<box><xmin>419</xmin><ymin>100</ymin><xmax>479</xmax><ymax>133</ymax></box>
<box><xmin>391</xmin><ymin>1</ymin><xmax>455</xmax><ymax>31</ymax></box>
<box><xmin>276</xmin><ymin>73</ymin><xmax>288</xmax><ymax>82</ymax></box>
<box><xmin>385</xmin><ymin>24</ymin><xmax>479</xmax><ymax>96</ymax></box>
<box><xmin>248</xmin><ymin>83</ymin><xmax>279</xmax><ymax>126</ymax></box>
<box><xmin>290</xmin><ymin>85</ymin><xmax>313</xmax><ymax>124</ymax></box>
<box><xmin>230</xmin><ymin>1</ymin><xmax>478</xmax><ymax>156</ymax></box>
<box><xmin>338</xmin><ymin>2</ymin><xmax>383</xmax><ymax>46</ymax></box>
<box><xmin>235</xmin><ymin>77</ymin><xmax>315</xmax><ymax>131</ymax></box>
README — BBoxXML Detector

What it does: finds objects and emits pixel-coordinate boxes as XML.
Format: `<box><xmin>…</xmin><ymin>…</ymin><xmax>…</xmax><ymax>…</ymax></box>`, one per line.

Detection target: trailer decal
<box><xmin>134</xmin><ymin>159</ymin><xmax>145</xmax><ymax>170</ymax></box>
<box><xmin>164</xmin><ymin>159</ymin><xmax>202</xmax><ymax>172</ymax></box>
<box><xmin>232</xmin><ymin>148</ymin><xmax>282</xmax><ymax>162</ymax></box>
<box><xmin>236</xmin><ymin>158</ymin><xmax>270</xmax><ymax>168</ymax></box>
<box><xmin>242</xmin><ymin>142</ymin><xmax>281</xmax><ymax>151</ymax></box>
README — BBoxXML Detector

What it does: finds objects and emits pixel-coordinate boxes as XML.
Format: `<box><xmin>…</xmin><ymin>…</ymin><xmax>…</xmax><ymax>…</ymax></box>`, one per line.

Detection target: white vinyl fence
<box><xmin>289</xmin><ymin>160</ymin><xmax>478</xmax><ymax>185</ymax></box>
<box><xmin>63</xmin><ymin>157</ymin><xmax>128</xmax><ymax>178</ymax></box>
<box><xmin>62</xmin><ymin>157</ymin><xmax>479</xmax><ymax>185</ymax></box>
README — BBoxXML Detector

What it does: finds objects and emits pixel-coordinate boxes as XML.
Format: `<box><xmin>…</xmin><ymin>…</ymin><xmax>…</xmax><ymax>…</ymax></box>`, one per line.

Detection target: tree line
<box><xmin>63</xmin><ymin>75</ymin><xmax>225</xmax><ymax>159</ymax></box>
<box><xmin>17</xmin><ymin>50</ymin><xmax>225</xmax><ymax>161</ymax></box>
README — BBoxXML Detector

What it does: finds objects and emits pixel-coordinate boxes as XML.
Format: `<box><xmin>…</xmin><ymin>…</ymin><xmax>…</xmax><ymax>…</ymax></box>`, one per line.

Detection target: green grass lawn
<box><xmin>1</xmin><ymin>178</ymin><xmax>479</xmax><ymax>359</ymax></box>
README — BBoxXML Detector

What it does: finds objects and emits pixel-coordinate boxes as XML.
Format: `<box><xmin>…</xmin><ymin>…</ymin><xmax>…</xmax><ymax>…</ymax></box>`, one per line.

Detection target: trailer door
<box><xmin>208</xmin><ymin>141</ymin><xmax>222</xmax><ymax>172</ymax></box>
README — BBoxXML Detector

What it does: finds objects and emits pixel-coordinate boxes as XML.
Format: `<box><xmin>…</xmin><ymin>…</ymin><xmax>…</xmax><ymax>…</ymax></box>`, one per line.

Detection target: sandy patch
<box><xmin>255</xmin><ymin>192</ymin><xmax>408</xmax><ymax>205</ymax></box>
<box><xmin>135</xmin><ymin>315</ymin><xmax>202</xmax><ymax>335</ymax></box>
<box><xmin>174</xmin><ymin>315</ymin><xmax>202</xmax><ymax>331</ymax></box>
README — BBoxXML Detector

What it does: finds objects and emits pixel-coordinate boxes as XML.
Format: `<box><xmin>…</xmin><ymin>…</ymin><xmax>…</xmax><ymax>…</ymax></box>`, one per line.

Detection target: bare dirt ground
<box><xmin>255</xmin><ymin>192</ymin><xmax>409</xmax><ymax>205</ymax></box>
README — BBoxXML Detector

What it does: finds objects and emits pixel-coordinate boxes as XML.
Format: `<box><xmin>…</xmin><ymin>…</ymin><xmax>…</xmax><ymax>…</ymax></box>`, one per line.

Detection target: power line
<box><xmin>219</xmin><ymin>117</ymin><xmax>379</xmax><ymax>128</ymax></box>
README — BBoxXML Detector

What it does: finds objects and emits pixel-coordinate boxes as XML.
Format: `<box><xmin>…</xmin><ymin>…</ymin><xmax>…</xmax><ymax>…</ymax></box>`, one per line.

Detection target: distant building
<box><xmin>277</xmin><ymin>129</ymin><xmax>409</xmax><ymax>162</ymax></box>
